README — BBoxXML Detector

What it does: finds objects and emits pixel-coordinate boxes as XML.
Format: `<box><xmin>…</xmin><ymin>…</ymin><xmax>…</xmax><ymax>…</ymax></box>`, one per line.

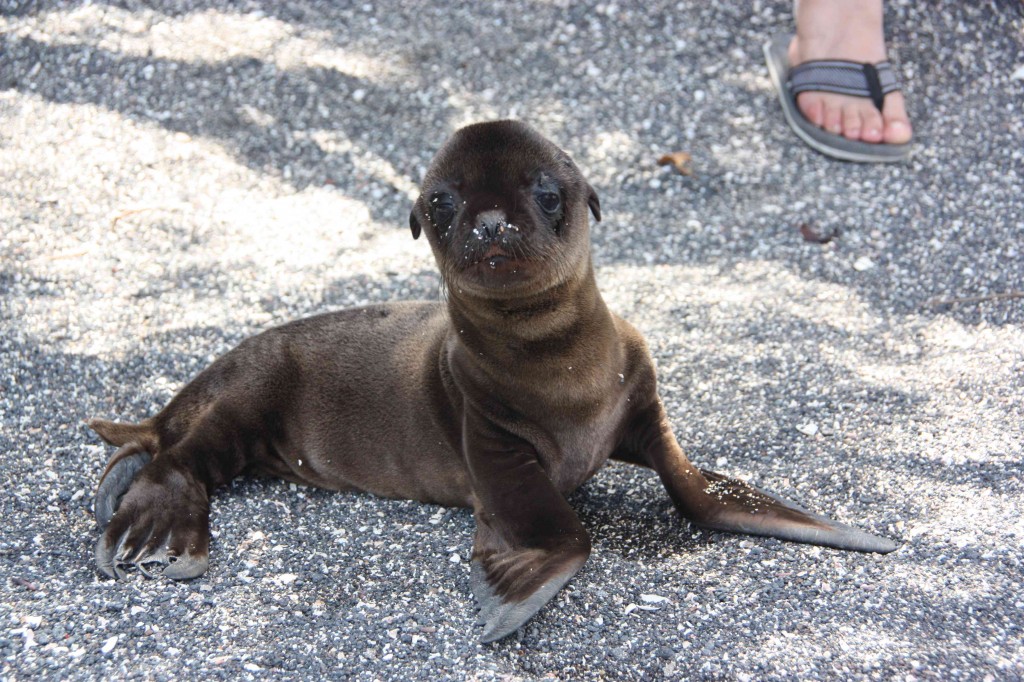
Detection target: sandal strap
<box><xmin>788</xmin><ymin>60</ymin><xmax>900</xmax><ymax>112</ymax></box>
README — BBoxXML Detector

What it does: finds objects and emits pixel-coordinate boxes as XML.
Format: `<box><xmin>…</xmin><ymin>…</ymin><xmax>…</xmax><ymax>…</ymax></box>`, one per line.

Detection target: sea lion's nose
<box><xmin>474</xmin><ymin>210</ymin><xmax>523</xmax><ymax>242</ymax></box>
<box><xmin>475</xmin><ymin>210</ymin><xmax>507</xmax><ymax>240</ymax></box>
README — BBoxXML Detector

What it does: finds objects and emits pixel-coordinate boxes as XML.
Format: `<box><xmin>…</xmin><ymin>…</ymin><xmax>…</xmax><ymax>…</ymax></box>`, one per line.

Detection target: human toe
<box><xmin>882</xmin><ymin>93</ymin><xmax>913</xmax><ymax>144</ymax></box>
<box><xmin>859</xmin><ymin>107</ymin><xmax>884</xmax><ymax>143</ymax></box>
<box><xmin>796</xmin><ymin>92</ymin><xmax>825</xmax><ymax>128</ymax></box>
<box><xmin>842</xmin><ymin>107</ymin><xmax>863</xmax><ymax>140</ymax></box>
<box><xmin>822</xmin><ymin>103</ymin><xmax>843</xmax><ymax>136</ymax></box>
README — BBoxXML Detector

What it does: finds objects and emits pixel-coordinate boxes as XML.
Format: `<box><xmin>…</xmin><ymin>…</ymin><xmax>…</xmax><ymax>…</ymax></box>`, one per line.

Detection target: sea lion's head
<box><xmin>410</xmin><ymin>120</ymin><xmax>601</xmax><ymax>299</ymax></box>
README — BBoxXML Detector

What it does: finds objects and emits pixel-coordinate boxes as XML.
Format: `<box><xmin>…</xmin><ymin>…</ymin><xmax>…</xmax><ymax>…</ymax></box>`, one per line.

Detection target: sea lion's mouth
<box><xmin>456</xmin><ymin>243</ymin><xmax>540</xmax><ymax>289</ymax></box>
<box><xmin>469</xmin><ymin>244</ymin><xmax>519</xmax><ymax>268</ymax></box>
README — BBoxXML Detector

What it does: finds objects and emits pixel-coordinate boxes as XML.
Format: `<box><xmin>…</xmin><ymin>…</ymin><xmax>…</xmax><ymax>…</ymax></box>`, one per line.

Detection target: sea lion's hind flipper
<box><xmin>94</xmin><ymin>460</ymin><xmax>211</xmax><ymax>581</ymax></box>
<box><xmin>695</xmin><ymin>469</ymin><xmax>897</xmax><ymax>554</ymax></box>
<box><xmin>470</xmin><ymin>536</ymin><xmax>588</xmax><ymax>643</ymax></box>
<box><xmin>94</xmin><ymin>444</ymin><xmax>152</xmax><ymax>529</ymax></box>
<box><xmin>88</xmin><ymin>417</ymin><xmax>156</xmax><ymax>449</ymax></box>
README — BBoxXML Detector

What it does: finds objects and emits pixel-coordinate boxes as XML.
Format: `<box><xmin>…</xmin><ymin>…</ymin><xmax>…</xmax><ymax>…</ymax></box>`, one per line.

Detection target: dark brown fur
<box><xmin>90</xmin><ymin>120</ymin><xmax>895</xmax><ymax>642</ymax></box>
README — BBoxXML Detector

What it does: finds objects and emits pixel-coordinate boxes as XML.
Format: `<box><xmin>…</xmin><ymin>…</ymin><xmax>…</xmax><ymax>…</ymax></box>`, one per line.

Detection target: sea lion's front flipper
<box><xmin>470</xmin><ymin>525</ymin><xmax>588</xmax><ymax>643</ymax></box>
<box><xmin>464</xmin><ymin>412</ymin><xmax>591</xmax><ymax>643</ymax></box>
<box><xmin>619</xmin><ymin>401</ymin><xmax>897</xmax><ymax>554</ymax></box>
<box><xmin>693</xmin><ymin>469</ymin><xmax>897</xmax><ymax>553</ymax></box>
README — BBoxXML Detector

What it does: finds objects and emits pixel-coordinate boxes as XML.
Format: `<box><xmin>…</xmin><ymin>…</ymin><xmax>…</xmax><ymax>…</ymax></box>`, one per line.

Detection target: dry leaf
<box><xmin>657</xmin><ymin>151</ymin><xmax>693</xmax><ymax>176</ymax></box>
<box><xmin>799</xmin><ymin>222</ymin><xmax>839</xmax><ymax>244</ymax></box>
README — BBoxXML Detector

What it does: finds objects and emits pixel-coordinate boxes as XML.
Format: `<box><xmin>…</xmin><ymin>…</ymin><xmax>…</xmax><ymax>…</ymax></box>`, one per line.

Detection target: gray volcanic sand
<box><xmin>1</xmin><ymin>1</ymin><xmax>1021</xmax><ymax>679</ymax></box>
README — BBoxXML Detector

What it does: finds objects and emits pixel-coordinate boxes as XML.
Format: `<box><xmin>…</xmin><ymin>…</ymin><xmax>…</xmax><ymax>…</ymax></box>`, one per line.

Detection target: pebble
<box><xmin>100</xmin><ymin>636</ymin><xmax>118</xmax><ymax>655</ymax></box>
<box><xmin>853</xmin><ymin>256</ymin><xmax>876</xmax><ymax>272</ymax></box>
<box><xmin>796</xmin><ymin>422</ymin><xmax>819</xmax><ymax>437</ymax></box>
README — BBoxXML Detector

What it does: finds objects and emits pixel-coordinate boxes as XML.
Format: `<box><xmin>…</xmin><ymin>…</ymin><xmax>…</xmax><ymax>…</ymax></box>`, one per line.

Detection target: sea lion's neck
<box><xmin>446</xmin><ymin>262</ymin><xmax>610</xmax><ymax>349</ymax></box>
<box><xmin>440</xmin><ymin>259</ymin><xmax>614</xmax><ymax>391</ymax></box>
<box><xmin>444</xmin><ymin>261</ymin><xmax>624</xmax><ymax>420</ymax></box>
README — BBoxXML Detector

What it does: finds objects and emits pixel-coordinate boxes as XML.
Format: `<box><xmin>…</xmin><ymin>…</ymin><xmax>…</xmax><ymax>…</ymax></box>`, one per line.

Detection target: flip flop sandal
<box><xmin>764</xmin><ymin>34</ymin><xmax>912</xmax><ymax>163</ymax></box>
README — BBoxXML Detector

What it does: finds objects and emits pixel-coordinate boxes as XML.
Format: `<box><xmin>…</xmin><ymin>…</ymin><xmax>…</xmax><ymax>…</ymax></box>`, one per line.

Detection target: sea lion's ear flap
<box><xmin>409</xmin><ymin>209</ymin><xmax>422</xmax><ymax>240</ymax></box>
<box><xmin>587</xmin><ymin>185</ymin><xmax>601</xmax><ymax>222</ymax></box>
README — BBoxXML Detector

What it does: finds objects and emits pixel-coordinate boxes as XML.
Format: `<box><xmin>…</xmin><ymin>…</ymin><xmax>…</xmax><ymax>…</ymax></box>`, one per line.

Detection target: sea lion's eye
<box><xmin>536</xmin><ymin>191</ymin><xmax>561</xmax><ymax>214</ymax></box>
<box><xmin>430</xmin><ymin>193</ymin><xmax>456</xmax><ymax>231</ymax></box>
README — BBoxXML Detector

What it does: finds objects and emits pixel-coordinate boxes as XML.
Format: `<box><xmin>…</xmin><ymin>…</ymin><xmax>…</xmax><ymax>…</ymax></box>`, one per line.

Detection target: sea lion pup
<box><xmin>89</xmin><ymin>120</ymin><xmax>896</xmax><ymax>643</ymax></box>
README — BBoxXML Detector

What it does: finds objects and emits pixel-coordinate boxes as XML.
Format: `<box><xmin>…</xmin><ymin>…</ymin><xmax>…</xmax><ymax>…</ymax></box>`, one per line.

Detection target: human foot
<box><xmin>788</xmin><ymin>0</ymin><xmax>911</xmax><ymax>145</ymax></box>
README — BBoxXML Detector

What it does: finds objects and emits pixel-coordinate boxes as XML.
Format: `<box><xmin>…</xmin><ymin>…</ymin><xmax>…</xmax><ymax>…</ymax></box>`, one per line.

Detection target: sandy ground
<box><xmin>1</xmin><ymin>1</ymin><xmax>1022</xmax><ymax>679</ymax></box>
